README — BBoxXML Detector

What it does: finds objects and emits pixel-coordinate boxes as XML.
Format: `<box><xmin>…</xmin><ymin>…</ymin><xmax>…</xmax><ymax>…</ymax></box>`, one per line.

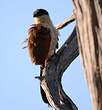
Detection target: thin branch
<box><xmin>56</xmin><ymin>10</ymin><xmax>76</xmax><ymax>30</ymax></box>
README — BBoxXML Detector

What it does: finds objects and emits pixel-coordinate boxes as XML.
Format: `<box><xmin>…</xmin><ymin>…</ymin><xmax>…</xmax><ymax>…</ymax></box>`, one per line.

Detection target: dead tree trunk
<box><xmin>72</xmin><ymin>0</ymin><xmax>102</xmax><ymax>110</ymax></box>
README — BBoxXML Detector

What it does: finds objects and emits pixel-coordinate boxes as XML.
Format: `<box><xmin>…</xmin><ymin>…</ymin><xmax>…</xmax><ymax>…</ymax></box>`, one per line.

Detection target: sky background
<box><xmin>0</xmin><ymin>0</ymin><xmax>92</xmax><ymax>110</ymax></box>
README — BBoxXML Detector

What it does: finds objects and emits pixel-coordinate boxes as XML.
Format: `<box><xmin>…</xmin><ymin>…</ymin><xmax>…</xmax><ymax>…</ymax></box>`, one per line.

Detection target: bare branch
<box><xmin>56</xmin><ymin>11</ymin><xmax>76</xmax><ymax>30</ymax></box>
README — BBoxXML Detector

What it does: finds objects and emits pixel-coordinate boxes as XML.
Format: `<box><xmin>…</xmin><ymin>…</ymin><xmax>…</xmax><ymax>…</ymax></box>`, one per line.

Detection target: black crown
<box><xmin>33</xmin><ymin>9</ymin><xmax>49</xmax><ymax>17</ymax></box>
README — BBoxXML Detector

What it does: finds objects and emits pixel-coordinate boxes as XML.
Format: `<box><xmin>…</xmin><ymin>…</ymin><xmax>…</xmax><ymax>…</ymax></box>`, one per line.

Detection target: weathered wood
<box><xmin>56</xmin><ymin>11</ymin><xmax>76</xmax><ymax>30</ymax></box>
<box><xmin>40</xmin><ymin>27</ymin><xmax>79</xmax><ymax>110</ymax></box>
<box><xmin>72</xmin><ymin>0</ymin><xmax>102</xmax><ymax>110</ymax></box>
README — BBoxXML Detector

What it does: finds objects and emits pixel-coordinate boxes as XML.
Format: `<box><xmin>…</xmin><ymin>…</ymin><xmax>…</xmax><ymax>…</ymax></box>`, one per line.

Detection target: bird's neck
<box><xmin>33</xmin><ymin>15</ymin><xmax>53</xmax><ymax>26</ymax></box>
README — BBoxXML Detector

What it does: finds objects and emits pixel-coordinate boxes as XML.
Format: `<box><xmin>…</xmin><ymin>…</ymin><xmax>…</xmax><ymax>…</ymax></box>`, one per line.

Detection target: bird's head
<box><xmin>33</xmin><ymin>9</ymin><xmax>52</xmax><ymax>25</ymax></box>
<box><xmin>33</xmin><ymin>9</ymin><xmax>49</xmax><ymax>17</ymax></box>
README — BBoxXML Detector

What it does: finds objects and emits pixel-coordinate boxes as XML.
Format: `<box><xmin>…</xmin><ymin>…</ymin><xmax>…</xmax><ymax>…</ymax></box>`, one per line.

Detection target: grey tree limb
<box><xmin>40</xmin><ymin>27</ymin><xmax>79</xmax><ymax>110</ymax></box>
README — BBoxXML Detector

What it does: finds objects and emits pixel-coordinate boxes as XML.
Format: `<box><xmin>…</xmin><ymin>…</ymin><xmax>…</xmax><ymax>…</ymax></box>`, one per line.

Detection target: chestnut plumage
<box><xmin>28</xmin><ymin>24</ymin><xmax>51</xmax><ymax>65</ymax></box>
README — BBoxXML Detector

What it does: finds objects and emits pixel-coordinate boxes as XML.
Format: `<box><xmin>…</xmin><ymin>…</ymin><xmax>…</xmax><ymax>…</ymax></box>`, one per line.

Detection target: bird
<box><xmin>27</xmin><ymin>9</ymin><xmax>59</xmax><ymax>105</ymax></box>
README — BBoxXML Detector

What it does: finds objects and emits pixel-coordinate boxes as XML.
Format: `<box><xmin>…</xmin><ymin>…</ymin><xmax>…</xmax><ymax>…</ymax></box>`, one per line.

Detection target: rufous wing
<box><xmin>28</xmin><ymin>24</ymin><xmax>51</xmax><ymax>65</ymax></box>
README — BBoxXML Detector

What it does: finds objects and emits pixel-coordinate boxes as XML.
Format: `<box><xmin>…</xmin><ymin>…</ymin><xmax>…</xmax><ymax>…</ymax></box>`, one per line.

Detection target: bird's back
<box><xmin>28</xmin><ymin>24</ymin><xmax>51</xmax><ymax>65</ymax></box>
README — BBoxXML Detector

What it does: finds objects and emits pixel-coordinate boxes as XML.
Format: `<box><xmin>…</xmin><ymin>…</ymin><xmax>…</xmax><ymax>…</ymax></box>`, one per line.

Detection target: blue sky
<box><xmin>0</xmin><ymin>0</ymin><xmax>92</xmax><ymax>110</ymax></box>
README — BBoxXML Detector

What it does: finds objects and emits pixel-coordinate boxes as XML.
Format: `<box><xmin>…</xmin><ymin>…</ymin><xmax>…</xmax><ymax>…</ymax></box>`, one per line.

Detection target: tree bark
<box><xmin>72</xmin><ymin>0</ymin><xmax>102</xmax><ymax>110</ymax></box>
